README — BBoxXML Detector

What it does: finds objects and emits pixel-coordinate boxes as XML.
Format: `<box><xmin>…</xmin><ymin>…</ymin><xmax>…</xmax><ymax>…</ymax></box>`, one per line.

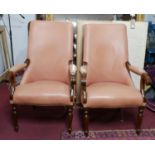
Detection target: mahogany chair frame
<box><xmin>80</xmin><ymin>61</ymin><xmax>151</xmax><ymax>136</ymax></box>
<box><xmin>7</xmin><ymin>22</ymin><xmax>77</xmax><ymax>134</ymax></box>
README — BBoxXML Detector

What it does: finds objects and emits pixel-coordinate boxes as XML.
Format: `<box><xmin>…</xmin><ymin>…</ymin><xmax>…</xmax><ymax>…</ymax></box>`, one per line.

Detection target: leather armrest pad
<box><xmin>126</xmin><ymin>62</ymin><xmax>146</xmax><ymax>76</ymax></box>
<box><xmin>69</xmin><ymin>63</ymin><xmax>77</xmax><ymax>76</ymax></box>
<box><xmin>80</xmin><ymin>65</ymin><xmax>87</xmax><ymax>75</ymax></box>
<box><xmin>9</xmin><ymin>63</ymin><xmax>27</xmax><ymax>74</ymax></box>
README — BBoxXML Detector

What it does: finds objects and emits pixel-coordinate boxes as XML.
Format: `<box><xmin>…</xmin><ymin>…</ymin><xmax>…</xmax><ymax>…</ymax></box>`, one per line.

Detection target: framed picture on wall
<box><xmin>36</xmin><ymin>14</ymin><xmax>54</xmax><ymax>20</ymax></box>
<box><xmin>0</xmin><ymin>26</ymin><xmax>11</xmax><ymax>82</ymax></box>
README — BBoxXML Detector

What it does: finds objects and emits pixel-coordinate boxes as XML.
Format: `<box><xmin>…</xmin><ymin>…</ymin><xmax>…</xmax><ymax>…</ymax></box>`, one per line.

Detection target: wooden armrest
<box><xmin>80</xmin><ymin>62</ymin><xmax>87</xmax><ymax>79</ymax></box>
<box><xmin>7</xmin><ymin>59</ymin><xmax>30</xmax><ymax>95</ymax></box>
<box><xmin>80</xmin><ymin>62</ymin><xmax>87</xmax><ymax>104</ymax></box>
<box><xmin>126</xmin><ymin>61</ymin><xmax>145</xmax><ymax>76</ymax></box>
<box><xmin>126</xmin><ymin>61</ymin><xmax>151</xmax><ymax>85</ymax></box>
<box><xmin>69</xmin><ymin>60</ymin><xmax>77</xmax><ymax>103</ymax></box>
<box><xmin>9</xmin><ymin>59</ymin><xmax>30</xmax><ymax>75</ymax></box>
<box><xmin>126</xmin><ymin>62</ymin><xmax>152</xmax><ymax>95</ymax></box>
<box><xmin>141</xmin><ymin>72</ymin><xmax>152</xmax><ymax>85</ymax></box>
<box><xmin>69</xmin><ymin>60</ymin><xmax>77</xmax><ymax>85</ymax></box>
<box><xmin>81</xmin><ymin>89</ymin><xmax>87</xmax><ymax>104</ymax></box>
<box><xmin>9</xmin><ymin>63</ymin><xmax>27</xmax><ymax>74</ymax></box>
<box><xmin>69</xmin><ymin>60</ymin><xmax>77</xmax><ymax>76</ymax></box>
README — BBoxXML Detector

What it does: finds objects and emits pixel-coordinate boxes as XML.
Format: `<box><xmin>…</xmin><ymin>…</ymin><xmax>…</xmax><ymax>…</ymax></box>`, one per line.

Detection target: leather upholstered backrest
<box><xmin>83</xmin><ymin>24</ymin><xmax>133</xmax><ymax>86</ymax></box>
<box><xmin>76</xmin><ymin>20</ymin><xmax>112</xmax><ymax>103</ymax></box>
<box><xmin>21</xmin><ymin>21</ymin><xmax>73</xmax><ymax>84</ymax></box>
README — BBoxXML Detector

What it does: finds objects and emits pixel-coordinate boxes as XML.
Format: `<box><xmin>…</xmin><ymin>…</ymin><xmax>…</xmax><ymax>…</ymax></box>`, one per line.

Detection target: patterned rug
<box><xmin>61</xmin><ymin>129</ymin><xmax>155</xmax><ymax>140</ymax></box>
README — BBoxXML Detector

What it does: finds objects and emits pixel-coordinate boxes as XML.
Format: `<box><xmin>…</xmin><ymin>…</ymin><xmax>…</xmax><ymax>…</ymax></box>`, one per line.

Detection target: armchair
<box><xmin>7</xmin><ymin>21</ymin><xmax>76</xmax><ymax>134</ymax></box>
<box><xmin>81</xmin><ymin>23</ymin><xmax>151</xmax><ymax>136</ymax></box>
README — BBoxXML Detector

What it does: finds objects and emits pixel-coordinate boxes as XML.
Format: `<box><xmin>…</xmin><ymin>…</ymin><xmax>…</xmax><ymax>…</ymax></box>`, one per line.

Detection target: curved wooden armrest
<box><xmin>69</xmin><ymin>60</ymin><xmax>77</xmax><ymax>76</ymax></box>
<box><xmin>9</xmin><ymin>59</ymin><xmax>30</xmax><ymax>75</ymax></box>
<box><xmin>126</xmin><ymin>61</ymin><xmax>152</xmax><ymax>84</ymax></box>
<box><xmin>81</xmin><ymin>89</ymin><xmax>87</xmax><ymax>104</ymax></box>
<box><xmin>126</xmin><ymin>61</ymin><xmax>146</xmax><ymax>76</ymax></box>
<box><xmin>9</xmin><ymin>63</ymin><xmax>27</xmax><ymax>74</ymax></box>
<box><xmin>80</xmin><ymin>62</ymin><xmax>87</xmax><ymax>104</ymax></box>
<box><xmin>141</xmin><ymin>72</ymin><xmax>152</xmax><ymax>85</ymax></box>
<box><xmin>140</xmin><ymin>72</ymin><xmax>152</xmax><ymax>96</ymax></box>
<box><xmin>80</xmin><ymin>62</ymin><xmax>87</xmax><ymax>79</ymax></box>
<box><xmin>7</xmin><ymin>59</ymin><xmax>30</xmax><ymax>95</ymax></box>
<box><xmin>69</xmin><ymin>60</ymin><xmax>77</xmax><ymax>85</ymax></box>
<box><xmin>69</xmin><ymin>60</ymin><xmax>77</xmax><ymax>103</ymax></box>
<box><xmin>126</xmin><ymin>61</ymin><xmax>152</xmax><ymax>94</ymax></box>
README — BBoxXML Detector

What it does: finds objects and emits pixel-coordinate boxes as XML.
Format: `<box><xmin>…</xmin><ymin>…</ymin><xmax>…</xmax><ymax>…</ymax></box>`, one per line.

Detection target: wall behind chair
<box><xmin>0</xmin><ymin>14</ymin><xmax>35</xmax><ymax>65</ymax></box>
<box><xmin>0</xmin><ymin>14</ymin><xmax>114</xmax><ymax>66</ymax></box>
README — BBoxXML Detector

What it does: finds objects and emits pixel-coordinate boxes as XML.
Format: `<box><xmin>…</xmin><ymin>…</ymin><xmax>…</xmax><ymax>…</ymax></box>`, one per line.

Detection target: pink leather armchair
<box><xmin>8</xmin><ymin>21</ymin><xmax>76</xmax><ymax>134</ymax></box>
<box><xmin>80</xmin><ymin>24</ymin><xmax>151</xmax><ymax>136</ymax></box>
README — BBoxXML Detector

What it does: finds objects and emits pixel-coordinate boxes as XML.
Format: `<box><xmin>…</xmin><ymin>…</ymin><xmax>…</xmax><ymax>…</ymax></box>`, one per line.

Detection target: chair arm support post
<box><xmin>69</xmin><ymin>60</ymin><xmax>77</xmax><ymax>103</ymax></box>
<box><xmin>126</xmin><ymin>61</ymin><xmax>152</xmax><ymax>95</ymax></box>
<box><xmin>80</xmin><ymin>62</ymin><xmax>87</xmax><ymax>104</ymax></box>
<box><xmin>7</xmin><ymin>59</ymin><xmax>30</xmax><ymax>95</ymax></box>
<box><xmin>9</xmin><ymin>59</ymin><xmax>30</xmax><ymax>75</ymax></box>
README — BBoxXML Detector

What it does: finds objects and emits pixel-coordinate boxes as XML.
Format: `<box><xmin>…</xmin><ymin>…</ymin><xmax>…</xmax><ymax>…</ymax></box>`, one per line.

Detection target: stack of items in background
<box><xmin>145</xmin><ymin>22</ymin><xmax>155</xmax><ymax>111</ymax></box>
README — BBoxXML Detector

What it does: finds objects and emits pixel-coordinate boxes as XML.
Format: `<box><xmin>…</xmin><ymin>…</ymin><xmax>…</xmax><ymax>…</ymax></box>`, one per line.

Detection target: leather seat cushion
<box><xmin>13</xmin><ymin>81</ymin><xmax>71</xmax><ymax>106</ymax></box>
<box><xmin>84</xmin><ymin>82</ymin><xmax>144</xmax><ymax>108</ymax></box>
